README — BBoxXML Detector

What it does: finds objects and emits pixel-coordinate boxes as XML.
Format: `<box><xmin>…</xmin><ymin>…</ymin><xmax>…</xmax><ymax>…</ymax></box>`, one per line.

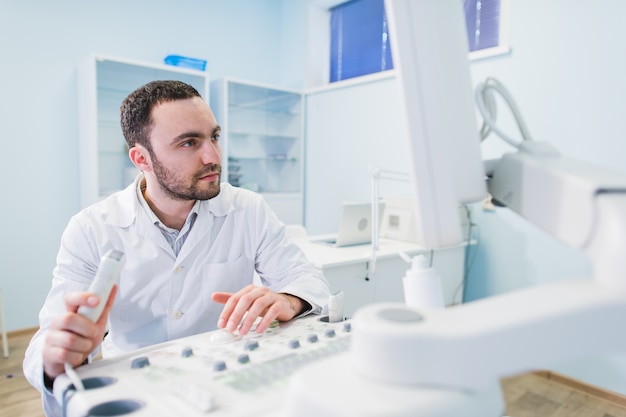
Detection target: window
<box><xmin>464</xmin><ymin>0</ymin><xmax>511</xmax><ymax>60</ymax></box>
<box><xmin>465</xmin><ymin>0</ymin><xmax>500</xmax><ymax>52</ymax></box>
<box><xmin>329</xmin><ymin>0</ymin><xmax>393</xmax><ymax>82</ymax></box>
<box><xmin>322</xmin><ymin>0</ymin><xmax>509</xmax><ymax>85</ymax></box>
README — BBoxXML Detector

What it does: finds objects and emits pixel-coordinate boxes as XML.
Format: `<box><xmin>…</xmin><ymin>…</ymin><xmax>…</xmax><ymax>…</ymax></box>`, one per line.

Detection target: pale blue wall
<box><xmin>0</xmin><ymin>0</ymin><xmax>306</xmax><ymax>331</ymax></box>
<box><xmin>465</xmin><ymin>0</ymin><xmax>626</xmax><ymax>300</ymax></box>
<box><xmin>465</xmin><ymin>0</ymin><xmax>626</xmax><ymax>394</ymax></box>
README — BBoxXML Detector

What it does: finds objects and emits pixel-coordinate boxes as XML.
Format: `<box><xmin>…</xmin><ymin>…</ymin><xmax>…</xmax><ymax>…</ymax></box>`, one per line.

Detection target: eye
<box><xmin>212</xmin><ymin>132</ymin><xmax>221</xmax><ymax>142</ymax></box>
<box><xmin>180</xmin><ymin>139</ymin><xmax>197</xmax><ymax>148</ymax></box>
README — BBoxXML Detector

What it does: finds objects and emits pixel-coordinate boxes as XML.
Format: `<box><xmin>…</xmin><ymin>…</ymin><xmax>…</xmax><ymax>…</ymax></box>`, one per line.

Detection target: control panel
<box><xmin>53</xmin><ymin>315</ymin><xmax>351</xmax><ymax>417</ymax></box>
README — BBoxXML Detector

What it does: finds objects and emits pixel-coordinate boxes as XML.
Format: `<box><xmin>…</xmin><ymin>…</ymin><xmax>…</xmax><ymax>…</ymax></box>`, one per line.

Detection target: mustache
<box><xmin>196</xmin><ymin>164</ymin><xmax>222</xmax><ymax>179</ymax></box>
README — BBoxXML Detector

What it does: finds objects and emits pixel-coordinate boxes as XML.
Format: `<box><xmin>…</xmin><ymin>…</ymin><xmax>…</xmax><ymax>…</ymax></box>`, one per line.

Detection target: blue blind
<box><xmin>329</xmin><ymin>0</ymin><xmax>394</xmax><ymax>82</ymax></box>
<box><xmin>464</xmin><ymin>0</ymin><xmax>501</xmax><ymax>52</ymax></box>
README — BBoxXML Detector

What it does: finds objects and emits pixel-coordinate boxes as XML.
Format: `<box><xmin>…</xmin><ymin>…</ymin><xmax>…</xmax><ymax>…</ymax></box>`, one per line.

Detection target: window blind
<box><xmin>329</xmin><ymin>0</ymin><xmax>394</xmax><ymax>82</ymax></box>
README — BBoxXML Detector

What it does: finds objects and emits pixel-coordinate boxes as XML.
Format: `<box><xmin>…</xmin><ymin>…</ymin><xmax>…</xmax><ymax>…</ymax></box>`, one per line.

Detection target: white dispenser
<box><xmin>400</xmin><ymin>252</ymin><xmax>445</xmax><ymax>309</ymax></box>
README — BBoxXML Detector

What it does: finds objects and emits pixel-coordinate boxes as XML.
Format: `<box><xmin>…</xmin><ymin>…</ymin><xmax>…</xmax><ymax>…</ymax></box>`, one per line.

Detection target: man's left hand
<box><xmin>211</xmin><ymin>285</ymin><xmax>304</xmax><ymax>335</ymax></box>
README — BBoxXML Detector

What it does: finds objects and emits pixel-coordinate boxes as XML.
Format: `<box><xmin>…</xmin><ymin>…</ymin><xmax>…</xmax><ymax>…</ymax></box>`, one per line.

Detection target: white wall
<box><xmin>304</xmin><ymin>73</ymin><xmax>411</xmax><ymax>234</ymax></box>
<box><xmin>0</xmin><ymin>0</ymin><xmax>307</xmax><ymax>332</ymax></box>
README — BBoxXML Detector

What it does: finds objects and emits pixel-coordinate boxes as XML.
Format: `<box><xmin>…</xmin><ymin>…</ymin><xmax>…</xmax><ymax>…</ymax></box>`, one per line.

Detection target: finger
<box><xmin>43</xmin><ymin>345</ymin><xmax>89</xmax><ymax>378</ymax></box>
<box><xmin>223</xmin><ymin>286</ymin><xmax>262</xmax><ymax>332</ymax></box>
<box><xmin>211</xmin><ymin>292</ymin><xmax>233</xmax><ymax>305</ymax></box>
<box><xmin>43</xmin><ymin>329</ymin><xmax>95</xmax><ymax>378</ymax></box>
<box><xmin>238</xmin><ymin>293</ymin><xmax>276</xmax><ymax>335</ymax></box>
<box><xmin>216</xmin><ymin>286</ymin><xmax>254</xmax><ymax>331</ymax></box>
<box><xmin>211</xmin><ymin>291</ymin><xmax>236</xmax><ymax>328</ymax></box>
<box><xmin>253</xmin><ymin>294</ymin><xmax>298</xmax><ymax>334</ymax></box>
<box><xmin>214</xmin><ymin>292</ymin><xmax>238</xmax><ymax>329</ymax></box>
<box><xmin>64</xmin><ymin>291</ymin><xmax>100</xmax><ymax>314</ymax></box>
<box><xmin>255</xmin><ymin>307</ymin><xmax>281</xmax><ymax>334</ymax></box>
<box><xmin>46</xmin><ymin>327</ymin><xmax>94</xmax><ymax>354</ymax></box>
<box><xmin>49</xmin><ymin>311</ymin><xmax>99</xmax><ymax>341</ymax></box>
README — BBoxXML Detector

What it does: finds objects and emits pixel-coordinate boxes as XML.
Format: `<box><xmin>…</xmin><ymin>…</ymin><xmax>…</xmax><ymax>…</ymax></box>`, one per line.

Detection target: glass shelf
<box><xmin>212</xmin><ymin>78</ymin><xmax>304</xmax><ymax>224</ymax></box>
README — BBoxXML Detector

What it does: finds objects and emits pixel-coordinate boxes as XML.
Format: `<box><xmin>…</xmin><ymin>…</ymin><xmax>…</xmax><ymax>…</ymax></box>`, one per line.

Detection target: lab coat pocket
<box><xmin>202</xmin><ymin>255</ymin><xmax>255</xmax><ymax>312</ymax></box>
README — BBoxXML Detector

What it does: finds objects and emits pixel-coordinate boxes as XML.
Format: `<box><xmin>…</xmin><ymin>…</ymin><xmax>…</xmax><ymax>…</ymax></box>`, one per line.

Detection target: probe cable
<box><xmin>475</xmin><ymin>77</ymin><xmax>534</xmax><ymax>148</ymax></box>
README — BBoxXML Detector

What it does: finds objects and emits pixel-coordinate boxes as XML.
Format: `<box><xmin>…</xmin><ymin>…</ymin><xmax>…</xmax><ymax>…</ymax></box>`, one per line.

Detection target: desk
<box><xmin>294</xmin><ymin>236</ymin><xmax>469</xmax><ymax>317</ymax></box>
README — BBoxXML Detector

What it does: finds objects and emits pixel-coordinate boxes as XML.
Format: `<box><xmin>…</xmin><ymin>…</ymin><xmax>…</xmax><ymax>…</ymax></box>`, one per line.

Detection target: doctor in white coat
<box><xmin>23</xmin><ymin>80</ymin><xmax>330</xmax><ymax>416</ymax></box>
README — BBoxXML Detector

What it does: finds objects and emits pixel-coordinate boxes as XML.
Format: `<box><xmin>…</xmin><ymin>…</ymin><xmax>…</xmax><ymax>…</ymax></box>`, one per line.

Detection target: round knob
<box><xmin>130</xmin><ymin>357</ymin><xmax>150</xmax><ymax>369</ymax></box>
<box><xmin>244</xmin><ymin>340</ymin><xmax>260</xmax><ymax>351</ymax></box>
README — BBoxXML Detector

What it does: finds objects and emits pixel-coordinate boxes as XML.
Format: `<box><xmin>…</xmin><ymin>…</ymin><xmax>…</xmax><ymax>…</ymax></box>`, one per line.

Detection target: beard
<box><xmin>150</xmin><ymin>152</ymin><xmax>222</xmax><ymax>201</ymax></box>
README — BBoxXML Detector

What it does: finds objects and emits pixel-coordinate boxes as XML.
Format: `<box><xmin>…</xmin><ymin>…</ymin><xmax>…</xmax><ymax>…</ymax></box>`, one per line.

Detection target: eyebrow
<box><xmin>170</xmin><ymin>125</ymin><xmax>221</xmax><ymax>145</ymax></box>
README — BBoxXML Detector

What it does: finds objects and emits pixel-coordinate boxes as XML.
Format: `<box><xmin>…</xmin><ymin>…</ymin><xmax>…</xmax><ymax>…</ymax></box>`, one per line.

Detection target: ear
<box><xmin>129</xmin><ymin>145</ymin><xmax>151</xmax><ymax>172</ymax></box>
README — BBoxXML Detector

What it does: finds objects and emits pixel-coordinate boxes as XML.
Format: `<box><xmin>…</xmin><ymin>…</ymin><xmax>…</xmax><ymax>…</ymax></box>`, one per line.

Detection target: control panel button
<box><xmin>213</xmin><ymin>360</ymin><xmax>227</xmax><ymax>372</ymax></box>
<box><xmin>131</xmin><ymin>357</ymin><xmax>150</xmax><ymax>369</ymax></box>
<box><xmin>244</xmin><ymin>340</ymin><xmax>260</xmax><ymax>351</ymax></box>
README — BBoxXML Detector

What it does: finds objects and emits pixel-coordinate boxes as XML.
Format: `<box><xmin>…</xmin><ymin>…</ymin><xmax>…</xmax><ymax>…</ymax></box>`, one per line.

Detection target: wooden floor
<box><xmin>1</xmin><ymin>329</ymin><xmax>45</xmax><ymax>417</ymax></box>
<box><xmin>3</xmin><ymin>328</ymin><xmax>626</xmax><ymax>417</ymax></box>
<box><xmin>502</xmin><ymin>371</ymin><xmax>626</xmax><ymax>417</ymax></box>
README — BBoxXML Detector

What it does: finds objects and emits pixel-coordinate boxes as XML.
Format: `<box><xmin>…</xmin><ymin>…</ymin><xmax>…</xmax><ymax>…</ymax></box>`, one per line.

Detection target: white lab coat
<box><xmin>24</xmin><ymin>177</ymin><xmax>330</xmax><ymax>416</ymax></box>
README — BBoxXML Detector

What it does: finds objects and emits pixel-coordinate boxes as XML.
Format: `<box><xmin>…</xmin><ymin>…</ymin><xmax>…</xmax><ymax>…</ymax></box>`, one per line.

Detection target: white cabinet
<box><xmin>210</xmin><ymin>78</ymin><xmax>304</xmax><ymax>225</ymax></box>
<box><xmin>78</xmin><ymin>54</ymin><xmax>209</xmax><ymax>208</ymax></box>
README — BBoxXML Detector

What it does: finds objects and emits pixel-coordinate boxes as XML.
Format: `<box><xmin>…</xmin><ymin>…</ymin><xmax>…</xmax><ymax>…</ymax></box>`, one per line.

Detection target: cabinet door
<box><xmin>78</xmin><ymin>55</ymin><xmax>209</xmax><ymax>208</ymax></box>
<box><xmin>211</xmin><ymin>78</ymin><xmax>304</xmax><ymax>224</ymax></box>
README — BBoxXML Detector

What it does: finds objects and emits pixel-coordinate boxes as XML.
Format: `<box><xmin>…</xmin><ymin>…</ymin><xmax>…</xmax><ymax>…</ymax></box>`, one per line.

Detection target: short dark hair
<box><xmin>120</xmin><ymin>80</ymin><xmax>202</xmax><ymax>150</ymax></box>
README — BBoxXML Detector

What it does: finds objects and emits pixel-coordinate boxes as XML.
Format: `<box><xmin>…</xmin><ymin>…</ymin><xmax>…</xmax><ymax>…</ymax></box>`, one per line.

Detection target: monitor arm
<box><xmin>488</xmin><ymin>141</ymin><xmax>626</xmax><ymax>289</ymax></box>
<box><xmin>284</xmin><ymin>147</ymin><xmax>626</xmax><ymax>417</ymax></box>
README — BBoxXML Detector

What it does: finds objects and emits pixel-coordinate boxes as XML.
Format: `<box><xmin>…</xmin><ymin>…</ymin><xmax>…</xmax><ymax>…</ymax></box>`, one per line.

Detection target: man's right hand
<box><xmin>42</xmin><ymin>285</ymin><xmax>117</xmax><ymax>380</ymax></box>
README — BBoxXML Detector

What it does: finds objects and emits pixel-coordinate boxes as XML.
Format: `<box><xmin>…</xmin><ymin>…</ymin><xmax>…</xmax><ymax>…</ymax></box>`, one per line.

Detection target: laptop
<box><xmin>315</xmin><ymin>202</ymin><xmax>385</xmax><ymax>247</ymax></box>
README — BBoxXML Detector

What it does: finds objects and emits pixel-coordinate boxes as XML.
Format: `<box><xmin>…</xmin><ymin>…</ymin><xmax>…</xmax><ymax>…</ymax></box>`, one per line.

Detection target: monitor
<box><xmin>385</xmin><ymin>0</ymin><xmax>486</xmax><ymax>248</ymax></box>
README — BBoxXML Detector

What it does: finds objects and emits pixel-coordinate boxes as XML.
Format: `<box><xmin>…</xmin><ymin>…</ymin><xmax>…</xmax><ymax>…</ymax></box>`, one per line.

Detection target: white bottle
<box><xmin>400</xmin><ymin>253</ymin><xmax>445</xmax><ymax>309</ymax></box>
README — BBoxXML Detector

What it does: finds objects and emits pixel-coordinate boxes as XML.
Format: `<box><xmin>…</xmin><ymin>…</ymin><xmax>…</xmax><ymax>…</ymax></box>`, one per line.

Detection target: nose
<box><xmin>201</xmin><ymin>139</ymin><xmax>221</xmax><ymax>165</ymax></box>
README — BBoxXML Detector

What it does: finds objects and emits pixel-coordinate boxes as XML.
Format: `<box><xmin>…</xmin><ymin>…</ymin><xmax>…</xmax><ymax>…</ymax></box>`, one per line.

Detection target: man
<box><xmin>24</xmin><ymin>80</ymin><xmax>330</xmax><ymax>416</ymax></box>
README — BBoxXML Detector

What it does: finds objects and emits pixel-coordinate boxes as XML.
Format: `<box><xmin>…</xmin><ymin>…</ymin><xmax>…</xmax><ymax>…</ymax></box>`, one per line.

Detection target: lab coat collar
<box><xmin>206</xmin><ymin>182</ymin><xmax>237</xmax><ymax>218</ymax></box>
